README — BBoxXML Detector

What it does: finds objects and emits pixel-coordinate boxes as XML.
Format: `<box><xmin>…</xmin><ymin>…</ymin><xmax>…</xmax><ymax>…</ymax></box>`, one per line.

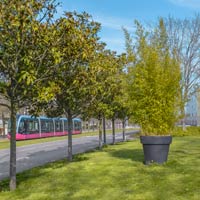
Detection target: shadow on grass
<box><xmin>73</xmin><ymin>154</ymin><xmax>90</xmax><ymax>162</ymax></box>
<box><xmin>0</xmin><ymin>163</ymin><xmax>53</xmax><ymax>192</ymax></box>
<box><xmin>0</xmin><ymin>153</ymin><xmax>90</xmax><ymax>192</ymax></box>
<box><xmin>109</xmin><ymin>148</ymin><xmax>144</xmax><ymax>163</ymax></box>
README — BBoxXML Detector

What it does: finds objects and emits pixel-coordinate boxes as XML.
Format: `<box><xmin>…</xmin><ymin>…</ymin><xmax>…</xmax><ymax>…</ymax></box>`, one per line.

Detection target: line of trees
<box><xmin>1</xmin><ymin>0</ymin><xmax>200</xmax><ymax>191</ymax></box>
<box><xmin>0</xmin><ymin>0</ymin><xmax>128</xmax><ymax>190</ymax></box>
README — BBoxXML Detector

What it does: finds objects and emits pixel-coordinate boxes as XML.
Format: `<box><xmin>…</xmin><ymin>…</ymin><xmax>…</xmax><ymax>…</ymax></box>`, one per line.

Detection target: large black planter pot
<box><xmin>140</xmin><ymin>136</ymin><xmax>172</xmax><ymax>165</ymax></box>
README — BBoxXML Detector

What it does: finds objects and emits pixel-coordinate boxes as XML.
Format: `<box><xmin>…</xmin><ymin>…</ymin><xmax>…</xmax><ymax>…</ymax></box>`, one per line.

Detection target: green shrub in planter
<box><xmin>126</xmin><ymin>19</ymin><xmax>182</xmax><ymax>164</ymax></box>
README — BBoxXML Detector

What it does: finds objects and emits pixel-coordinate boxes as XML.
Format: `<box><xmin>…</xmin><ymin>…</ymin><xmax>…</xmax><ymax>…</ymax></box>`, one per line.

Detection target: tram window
<box><xmin>40</xmin><ymin>119</ymin><xmax>54</xmax><ymax>133</ymax></box>
<box><xmin>64</xmin><ymin>120</ymin><xmax>68</xmax><ymax>131</ymax></box>
<box><xmin>55</xmin><ymin>120</ymin><xmax>63</xmax><ymax>132</ymax></box>
<box><xmin>18</xmin><ymin>118</ymin><xmax>39</xmax><ymax>134</ymax></box>
<box><xmin>78</xmin><ymin>122</ymin><xmax>81</xmax><ymax>130</ymax></box>
<box><xmin>74</xmin><ymin>121</ymin><xmax>81</xmax><ymax>131</ymax></box>
<box><xmin>18</xmin><ymin>119</ymin><xmax>26</xmax><ymax>134</ymax></box>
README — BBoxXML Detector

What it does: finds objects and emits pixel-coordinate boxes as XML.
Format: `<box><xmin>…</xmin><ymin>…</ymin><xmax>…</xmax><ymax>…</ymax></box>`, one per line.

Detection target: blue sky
<box><xmin>58</xmin><ymin>0</ymin><xmax>200</xmax><ymax>54</ymax></box>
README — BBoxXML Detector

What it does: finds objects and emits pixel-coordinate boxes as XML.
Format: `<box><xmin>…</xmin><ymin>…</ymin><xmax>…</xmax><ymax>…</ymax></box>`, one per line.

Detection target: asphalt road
<box><xmin>0</xmin><ymin>131</ymin><xmax>138</xmax><ymax>181</ymax></box>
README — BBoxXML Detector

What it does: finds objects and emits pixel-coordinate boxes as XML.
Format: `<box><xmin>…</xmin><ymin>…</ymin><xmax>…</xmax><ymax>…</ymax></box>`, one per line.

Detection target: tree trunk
<box><xmin>87</xmin><ymin>120</ymin><xmax>90</xmax><ymax>132</ymax></box>
<box><xmin>122</xmin><ymin>119</ymin><xmax>126</xmax><ymax>142</ymax></box>
<box><xmin>92</xmin><ymin>120</ymin><xmax>95</xmax><ymax>131</ymax></box>
<box><xmin>98</xmin><ymin>117</ymin><xmax>103</xmax><ymax>149</ymax></box>
<box><xmin>112</xmin><ymin>117</ymin><xmax>115</xmax><ymax>145</ymax></box>
<box><xmin>182</xmin><ymin>119</ymin><xmax>186</xmax><ymax>131</ymax></box>
<box><xmin>2</xmin><ymin>112</ymin><xmax>5</xmax><ymax>136</ymax></box>
<box><xmin>103</xmin><ymin>116</ymin><xmax>106</xmax><ymax>144</ymax></box>
<box><xmin>181</xmin><ymin>107</ymin><xmax>186</xmax><ymax>131</ymax></box>
<box><xmin>9</xmin><ymin>102</ymin><xmax>17</xmax><ymax>191</ymax></box>
<box><xmin>67</xmin><ymin>111</ymin><xmax>73</xmax><ymax>162</ymax></box>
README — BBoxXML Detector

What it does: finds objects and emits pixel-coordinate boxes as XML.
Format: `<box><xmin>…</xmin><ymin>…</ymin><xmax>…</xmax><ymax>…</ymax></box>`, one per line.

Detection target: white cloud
<box><xmin>169</xmin><ymin>0</ymin><xmax>200</xmax><ymax>9</ymax></box>
<box><xmin>92</xmin><ymin>14</ymin><xmax>136</xmax><ymax>53</ymax></box>
<box><xmin>93</xmin><ymin>14</ymin><xmax>135</xmax><ymax>32</ymax></box>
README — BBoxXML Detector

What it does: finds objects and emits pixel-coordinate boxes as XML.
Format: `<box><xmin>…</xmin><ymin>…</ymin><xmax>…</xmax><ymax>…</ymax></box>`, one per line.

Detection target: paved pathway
<box><xmin>0</xmin><ymin>131</ymin><xmax>138</xmax><ymax>180</ymax></box>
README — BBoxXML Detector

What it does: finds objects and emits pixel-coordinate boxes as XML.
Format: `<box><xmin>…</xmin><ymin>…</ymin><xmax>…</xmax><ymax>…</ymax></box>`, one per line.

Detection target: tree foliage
<box><xmin>43</xmin><ymin>11</ymin><xmax>103</xmax><ymax>160</ymax></box>
<box><xmin>126</xmin><ymin>19</ymin><xmax>181</xmax><ymax>135</ymax></box>
<box><xmin>85</xmin><ymin>49</ymin><xmax>126</xmax><ymax>147</ymax></box>
<box><xmin>0</xmin><ymin>0</ymin><xmax>59</xmax><ymax>190</ymax></box>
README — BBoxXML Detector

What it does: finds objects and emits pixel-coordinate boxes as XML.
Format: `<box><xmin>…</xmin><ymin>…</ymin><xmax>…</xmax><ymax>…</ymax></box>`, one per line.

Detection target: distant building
<box><xmin>185</xmin><ymin>90</ymin><xmax>200</xmax><ymax>126</ymax></box>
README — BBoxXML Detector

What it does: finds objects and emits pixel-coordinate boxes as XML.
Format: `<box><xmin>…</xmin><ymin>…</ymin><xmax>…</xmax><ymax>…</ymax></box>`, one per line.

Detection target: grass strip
<box><xmin>0</xmin><ymin>136</ymin><xmax>199</xmax><ymax>200</ymax></box>
<box><xmin>0</xmin><ymin>128</ymin><xmax>137</xmax><ymax>150</ymax></box>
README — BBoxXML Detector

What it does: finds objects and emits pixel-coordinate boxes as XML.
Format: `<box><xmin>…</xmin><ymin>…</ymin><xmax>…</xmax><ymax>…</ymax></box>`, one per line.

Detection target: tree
<box><xmin>114</xmin><ymin>89</ymin><xmax>130</xmax><ymax>142</ymax></box>
<box><xmin>122</xmin><ymin>27</ymin><xmax>135</xmax><ymax>65</ymax></box>
<box><xmin>105</xmin><ymin>54</ymin><xmax>127</xmax><ymax>145</ymax></box>
<box><xmin>45</xmin><ymin>11</ymin><xmax>102</xmax><ymax>161</ymax></box>
<box><xmin>86</xmin><ymin>49</ymin><xmax>125</xmax><ymax>147</ymax></box>
<box><xmin>164</xmin><ymin>15</ymin><xmax>200</xmax><ymax>129</ymax></box>
<box><xmin>0</xmin><ymin>0</ymin><xmax>59</xmax><ymax>190</ymax></box>
<box><xmin>125</xmin><ymin>19</ymin><xmax>181</xmax><ymax>135</ymax></box>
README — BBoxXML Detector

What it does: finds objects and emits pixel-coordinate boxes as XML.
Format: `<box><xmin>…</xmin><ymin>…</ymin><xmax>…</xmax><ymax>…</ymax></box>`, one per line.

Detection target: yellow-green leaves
<box><xmin>0</xmin><ymin>0</ymin><xmax>58</xmax><ymax>110</ymax></box>
<box><xmin>19</xmin><ymin>71</ymin><xmax>36</xmax><ymax>85</ymax></box>
<box><xmin>38</xmin><ymin>82</ymin><xmax>60</xmax><ymax>102</ymax></box>
<box><xmin>45</xmin><ymin>11</ymin><xmax>102</xmax><ymax>117</ymax></box>
<box><xmin>126</xmin><ymin>20</ymin><xmax>181</xmax><ymax>135</ymax></box>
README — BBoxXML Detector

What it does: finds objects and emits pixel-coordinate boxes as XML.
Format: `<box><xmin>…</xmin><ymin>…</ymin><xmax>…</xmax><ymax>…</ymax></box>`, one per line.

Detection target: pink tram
<box><xmin>8</xmin><ymin>115</ymin><xmax>82</xmax><ymax>140</ymax></box>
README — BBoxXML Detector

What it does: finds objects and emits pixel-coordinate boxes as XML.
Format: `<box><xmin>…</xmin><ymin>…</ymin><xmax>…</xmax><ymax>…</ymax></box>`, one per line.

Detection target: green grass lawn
<box><xmin>0</xmin><ymin>128</ymin><xmax>136</xmax><ymax>150</ymax></box>
<box><xmin>0</xmin><ymin>136</ymin><xmax>199</xmax><ymax>200</ymax></box>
